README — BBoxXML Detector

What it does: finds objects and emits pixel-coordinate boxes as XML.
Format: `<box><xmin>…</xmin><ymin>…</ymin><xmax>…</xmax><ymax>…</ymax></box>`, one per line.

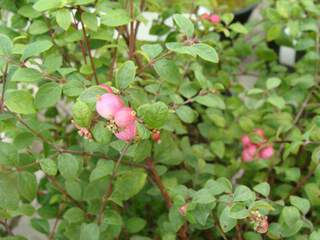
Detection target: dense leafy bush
<box><xmin>0</xmin><ymin>0</ymin><xmax>320</xmax><ymax>239</ymax></box>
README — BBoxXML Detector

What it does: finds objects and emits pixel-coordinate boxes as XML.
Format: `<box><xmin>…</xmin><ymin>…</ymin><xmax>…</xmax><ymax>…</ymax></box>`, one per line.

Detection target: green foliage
<box><xmin>0</xmin><ymin>0</ymin><xmax>319</xmax><ymax>239</ymax></box>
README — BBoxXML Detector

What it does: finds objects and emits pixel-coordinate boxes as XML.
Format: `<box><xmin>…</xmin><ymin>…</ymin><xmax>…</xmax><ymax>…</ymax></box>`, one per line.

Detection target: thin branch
<box><xmin>146</xmin><ymin>158</ymin><xmax>188</xmax><ymax>240</ymax></box>
<box><xmin>0</xmin><ymin>220</ymin><xmax>13</xmax><ymax>235</ymax></box>
<box><xmin>0</xmin><ymin>62</ymin><xmax>9</xmax><ymax>111</ymax></box>
<box><xmin>77</xmin><ymin>7</ymin><xmax>99</xmax><ymax>84</ymax></box>
<box><xmin>47</xmin><ymin>175</ymin><xmax>85</xmax><ymax>210</ymax></box>
<box><xmin>71</xmin><ymin>11</ymin><xmax>88</xmax><ymax>64</ymax></box>
<box><xmin>48</xmin><ymin>204</ymin><xmax>65</xmax><ymax>240</ymax></box>
<box><xmin>128</xmin><ymin>0</ymin><xmax>135</xmax><ymax>59</ymax></box>
<box><xmin>96</xmin><ymin>143</ymin><xmax>131</xmax><ymax>225</ymax></box>
<box><xmin>108</xmin><ymin>33</ymin><xmax>120</xmax><ymax>81</ymax></box>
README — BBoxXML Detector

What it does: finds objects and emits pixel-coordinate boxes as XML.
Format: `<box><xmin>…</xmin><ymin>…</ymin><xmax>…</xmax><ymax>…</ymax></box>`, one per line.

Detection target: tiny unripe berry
<box><xmin>241</xmin><ymin>135</ymin><xmax>251</xmax><ymax>147</ymax></box>
<box><xmin>114</xmin><ymin>107</ymin><xmax>136</xmax><ymax>128</ymax></box>
<box><xmin>96</xmin><ymin>93</ymin><xmax>124</xmax><ymax>120</ymax></box>
<box><xmin>255</xmin><ymin>216</ymin><xmax>269</xmax><ymax>234</ymax></box>
<box><xmin>259</xmin><ymin>145</ymin><xmax>274</xmax><ymax>159</ymax></box>
<box><xmin>200</xmin><ymin>13</ymin><xmax>210</xmax><ymax>20</ymax></box>
<box><xmin>151</xmin><ymin>130</ymin><xmax>161</xmax><ymax>143</ymax></box>
<box><xmin>115</xmin><ymin>122</ymin><xmax>136</xmax><ymax>142</ymax></box>
<box><xmin>254</xmin><ymin>128</ymin><xmax>265</xmax><ymax>137</ymax></box>
<box><xmin>179</xmin><ymin>204</ymin><xmax>188</xmax><ymax>216</ymax></box>
<box><xmin>209</xmin><ymin>15</ymin><xmax>220</xmax><ymax>24</ymax></box>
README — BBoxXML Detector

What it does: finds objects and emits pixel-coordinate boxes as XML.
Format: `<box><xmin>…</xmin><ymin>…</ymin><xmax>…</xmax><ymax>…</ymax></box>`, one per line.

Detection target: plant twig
<box><xmin>108</xmin><ymin>33</ymin><xmax>120</xmax><ymax>81</ymax></box>
<box><xmin>96</xmin><ymin>143</ymin><xmax>130</xmax><ymax>225</ymax></box>
<box><xmin>77</xmin><ymin>6</ymin><xmax>99</xmax><ymax>84</ymax></box>
<box><xmin>146</xmin><ymin>158</ymin><xmax>188</xmax><ymax>240</ymax></box>
<box><xmin>0</xmin><ymin>62</ymin><xmax>9</xmax><ymax>111</ymax></box>
<box><xmin>48</xmin><ymin>203</ymin><xmax>65</xmax><ymax>240</ymax></box>
<box><xmin>128</xmin><ymin>0</ymin><xmax>135</xmax><ymax>60</ymax></box>
<box><xmin>0</xmin><ymin>220</ymin><xmax>13</xmax><ymax>235</ymax></box>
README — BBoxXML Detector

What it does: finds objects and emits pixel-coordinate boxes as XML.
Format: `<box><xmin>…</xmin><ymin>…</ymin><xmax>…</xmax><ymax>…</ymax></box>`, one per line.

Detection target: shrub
<box><xmin>0</xmin><ymin>0</ymin><xmax>320</xmax><ymax>239</ymax></box>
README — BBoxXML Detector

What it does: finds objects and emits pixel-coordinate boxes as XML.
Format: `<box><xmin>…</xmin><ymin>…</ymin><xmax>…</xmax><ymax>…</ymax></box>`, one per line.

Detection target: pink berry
<box><xmin>241</xmin><ymin>135</ymin><xmax>251</xmax><ymax>147</ymax></box>
<box><xmin>209</xmin><ymin>15</ymin><xmax>220</xmax><ymax>24</ymax></box>
<box><xmin>96</xmin><ymin>93</ymin><xmax>124</xmax><ymax>120</ymax></box>
<box><xmin>256</xmin><ymin>217</ymin><xmax>269</xmax><ymax>234</ymax></box>
<box><xmin>114</xmin><ymin>107</ymin><xmax>136</xmax><ymax>128</ymax></box>
<box><xmin>99</xmin><ymin>84</ymin><xmax>113</xmax><ymax>93</ymax></box>
<box><xmin>259</xmin><ymin>146</ymin><xmax>274</xmax><ymax>159</ymax></box>
<box><xmin>247</xmin><ymin>144</ymin><xmax>257</xmax><ymax>156</ymax></box>
<box><xmin>242</xmin><ymin>150</ymin><xmax>254</xmax><ymax>162</ymax></box>
<box><xmin>115</xmin><ymin>122</ymin><xmax>136</xmax><ymax>142</ymax></box>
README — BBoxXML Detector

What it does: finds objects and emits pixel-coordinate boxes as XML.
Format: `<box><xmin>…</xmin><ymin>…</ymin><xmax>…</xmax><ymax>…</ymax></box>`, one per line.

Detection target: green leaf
<box><xmin>33</xmin><ymin>0</ymin><xmax>61</xmax><ymax>11</ymax></box>
<box><xmin>138</xmin><ymin>102</ymin><xmax>169</xmax><ymax>129</ymax></box>
<box><xmin>5</xmin><ymin>90</ymin><xmax>36</xmax><ymax>114</ymax></box>
<box><xmin>44</xmin><ymin>53</ymin><xmax>63</xmax><ymax>73</ymax></box>
<box><xmin>289</xmin><ymin>196</ymin><xmax>310</xmax><ymax>215</ymax></box>
<box><xmin>101</xmin><ymin>9</ymin><xmax>130</xmax><ymax>27</ymax></box>
<box><xmin>166</xmin><ymin>42</ymin><xmax>197</xmax><ymax>56</ymax></box>
<box><xmin>229</xmin><ymin>23</ymin><xmax>248</xmax><ymax>34</ymax></box>
<box><xmin>56</xmin><ymin>9</ymin><xmax>72</xmax><ymax>30</ymax></box>
<box><xmin>65</xmin><ymin>180</ymin><xmax>82</xmax><ymax>201</ymax></box>
<box><xmin>58</xmin><ymin>154</ymin><xmax>80</xmax><ymax>180</ymax></box>
<box><xmin>192</xmin><ymin>43</ymin><xmax>219</xmax><ymax>63</ymax></box>
<box><xmin>30</xmin><ymin>218</ymin><xmax>50</xmax><ymax>234</ymax></box>
<box><xmin>80</xmin><ymin>223</ymin><xmax>100</xmax><ymax>240</ymax></box>
<box><xmin>267</xmin><ymin>95</ymin><xmax>286</xmax><ymax>109</ymax></box>
<box><xmin>126</xmin><ymin>217</ymin><xmax>146</xmax><ymax>234</ymax></box>
<box><xmin>266</xmin><ymin>77</ymin><xmax>281</xmax><ymax>89</ymax></box>
<box><xmin>195</xmin><ymin>94</ymin><xmax>225</xmax><ymax>109</ymax></box>
<box><xmin>253</xmin><ymin>182</ymin><xmax>270</xmax><ymax>197</ymax></box>
<box><xmin>18</xmin><ymin>5</ymin><xmax>42</xmax><ymax>18</ymax></box>
<box><xmin>0</xmin><ymin>174</ymin><xmax>20</xmax><ymax>210</ymax></box>
<box><xmin>21</xmin><ymin>40</ymin><xmax>53</xmax><ymax>60</ymax></box>
<box><xmin>29</xmin><ymin>20</ymin><xmax>48</xmax><ymax>35</ymax></box>
<box><xmin>11</xmin><ymin>68</ymin><xmax>42</xmax><ymax>82</ymax></box>
<box><xmin>39</xmin><ymin>158</ymin><xmax>57</xmax><ymax>176</ymax></box>
<box><xmin>72</xmin><ymin>100</ymin><xmax>93</xmax><ymax>128</ymax></box>
<box><xmin>63</xmin><ymin>207</ymin><xmax>84</xmax><ymax>223</ymax></box>
<box><xmin>141</xmin><ymin>44</ymin><xmax>163</xmax><ymax>59</ymax></box>
<box><xmin>89</xmin><ymin>160</ymin><xmax>114</xmax><ymax>182</ymax></box>
<box><xmin>101</xmin><ymin>209</ymin><xmax>123</xmax><ymax>237</ymax></box>
<box><xmin>92</xmin><ymin>121</ymin><xmax>112</xmax><ymax>144</ymax></box>
<box><xmin>17</xmin><ymin>172</ymin><xmax>37</xmax><ymax>202</ymax></box>
<box><xmin>116</xmin><ymin>61</ymin><xmax>136</xmax><ymax>89</ymax></box>
<box><xmin>210</xmin><ymin>141</ymin><xmax>225</xmax><ymax>158</ymax></box>
<box><xmin>229</xmin><ymin>203</ymin><xmax>250</xmax><ymax>219</ymax></box>
<box><xmin>173</xmin><ymin>14</ymin><xmax>194</xmax><ymax>38</ymax></box>
<box><xmin>219</xmin><ymin>207</ymin><xmax>237</xmax><ymax>233</ymax></box>
<box><xmin>0</xmin><ymin>34</ymin><xmax>13</xmax><ymax>55</ymax></box>
<box><xmin>154</xmin><ymin>59</ymin><xmax>182</xmax><ymax>85</ymax></box>
<box><xmin>82</xmin><ymin>12</ymin><xmax>97</xmax><ymax>31</ymax></box>
<box><xmin>176</xmin><ymin>106</ymin><xmax>196</xmax><ymax>123</ymax></box>
<box><xmin>75</xmin><ymin>0</ymin><xmax>95</xmax><ymax>5</ymax></box>
<box><xmin>35</xmin><ymin>82</ymin><xmax>62</xmax><ymax>109</ymax></box>
<box><xmin>112</xmin><ymin>170</ymin><xmax>147</xmax><ymax>201</ymax></box>
<box><xmin>281</xmin><ymin>206</ymin><xmax>301</xmax><ymax>227</ymax></box>
<box><xmin>233</xmin><ymin>185</ymin><xmax>255</xmax><ymax>202</ymax></box>
<box><xmin>193</xmin><ymin>189</ymin><xmax>216</xmax><ymax>204</ymax></box>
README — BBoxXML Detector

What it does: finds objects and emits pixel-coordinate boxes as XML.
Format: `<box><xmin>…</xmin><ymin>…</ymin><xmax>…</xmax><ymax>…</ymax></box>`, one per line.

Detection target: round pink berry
<box><xmin>114</xmin><ymin>107</ymin><xmax>136</xmax><ymax>128</ymax></box>
<box><xmin>254</xmin><ymin>128</ymin><xmax>265</xmax><ymax>137</ymax></box>
<box><xmin>96</xmin><ymin>93</ymin><xmax>124</xmax><ymax>120</ymax></box>
<box><xmin>259</xmin><ymin>146</ymin><xmax>274</xmax><ymax>159</ymax></box>
<box><xmin>210</xmin><ymin>15</ymin><xmax>220</xmax><ymax>24</ymax></box>
<box><xmin>242</xmin><ymin>149</ymin><xmax>254</xmax><ymax>162</ymax></box>
<box><xmin>241</xmin><ymin>135</ymin><xmax>251</xmax><ymax>147</ymax></box>
<box><xmin>115</xmin><ymin>122</ymin><xmax>136</xmax><ymax>142</ymax></box>
<box><xmin>247</xmin><ymin>144</ymin><xmax>257</xmax><ymax>156</ymax></box>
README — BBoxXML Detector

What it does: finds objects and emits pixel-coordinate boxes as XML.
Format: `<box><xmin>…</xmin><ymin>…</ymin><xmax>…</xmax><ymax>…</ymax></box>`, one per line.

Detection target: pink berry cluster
<box><xmin>241</xmin><ymin>129</ymin><xmax>274</xmax><ymax>162</ymax></box>
<box><xmin>96</xmin><ymin>85</ymin><xmax>136</xmax><ymax>142</ymax></box>
<box><xmin>200</xmin><ymin>13</ymin><xmax>221</xmax><ymax>24</ymax></box>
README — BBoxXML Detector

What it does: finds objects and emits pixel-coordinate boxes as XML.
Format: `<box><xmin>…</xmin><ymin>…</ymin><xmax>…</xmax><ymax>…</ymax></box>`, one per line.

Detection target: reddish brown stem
<box><xmin>77</xmin><ymin>7</ymin><xmax>99</xmax><ymax>84</ymax></box>
<box><xmin>128</xmin><ymin>0</ymin><xmax>135</xmax><ymax>59</ymax></box>
<box><xmin>96</xmin><ymin>143</ymin><xmax>130</xmax><ymax>225</ymax></box>
<box><xmin>0</xmin><ymin>62</ymin><xmax>9</xmax><ymax>111</ymax></box>
<box><xmin>146</xmin><ymin>158</ymin><xmax>188</xmax><ymax>240</ymax></box>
